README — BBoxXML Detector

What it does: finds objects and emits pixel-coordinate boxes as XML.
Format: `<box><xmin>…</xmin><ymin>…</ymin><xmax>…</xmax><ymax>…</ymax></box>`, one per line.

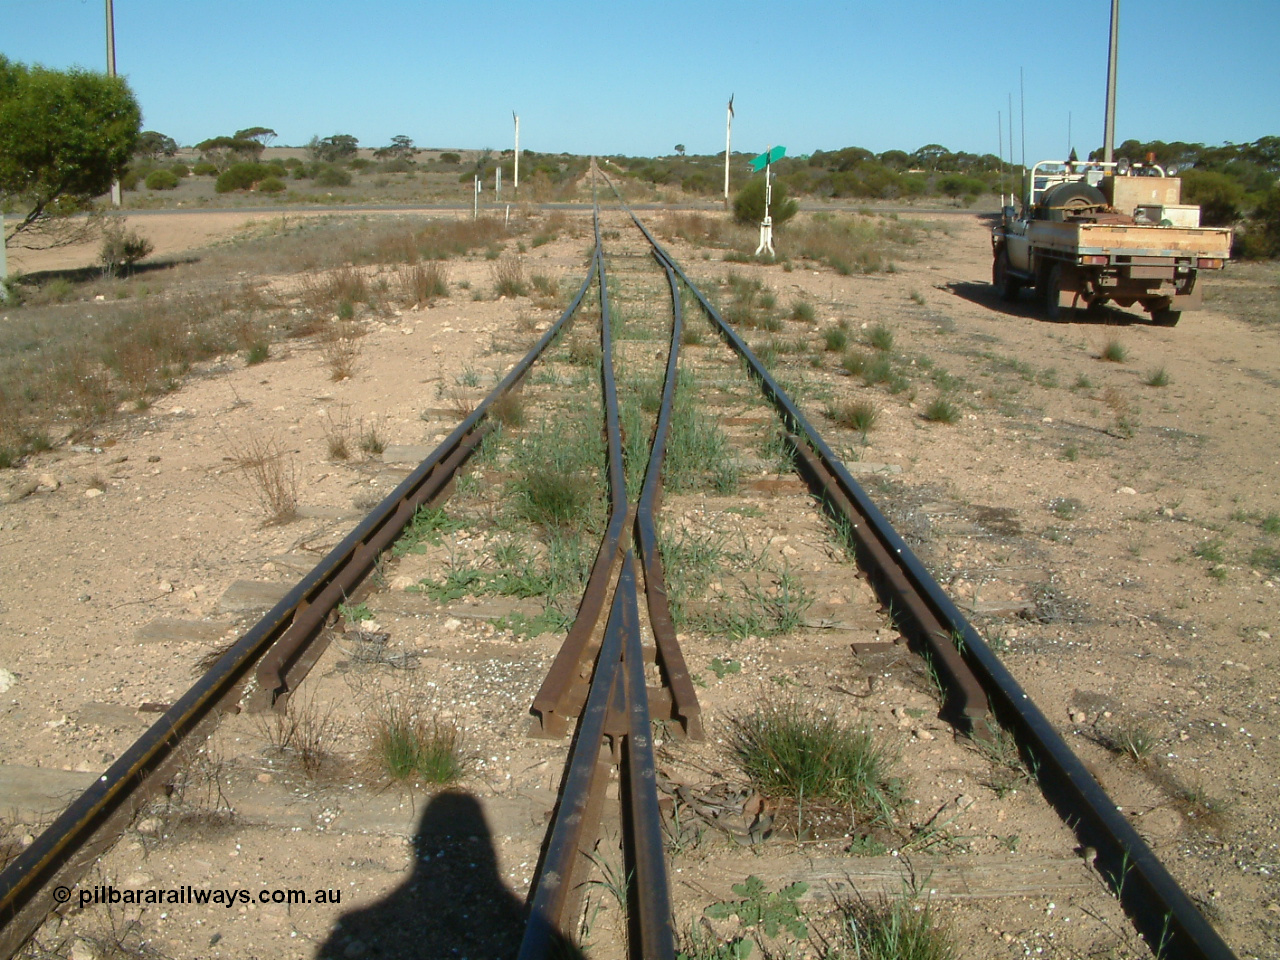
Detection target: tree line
<box><xmin>2</xmin><ymin>56</ymin><xmax>1276</xmax><ymax>259</ymax></box>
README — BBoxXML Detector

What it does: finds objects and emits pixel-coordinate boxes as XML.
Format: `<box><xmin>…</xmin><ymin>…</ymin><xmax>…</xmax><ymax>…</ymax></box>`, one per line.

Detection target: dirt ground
<box><xmin>1</xmin><ymin>203</ymin><xmax>1277</xmax><ymax>960</ymax></box>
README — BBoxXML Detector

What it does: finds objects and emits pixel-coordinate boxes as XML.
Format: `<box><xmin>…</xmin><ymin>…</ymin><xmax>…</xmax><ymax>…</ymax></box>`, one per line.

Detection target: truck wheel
<box><xmin>993</xmin><ymin>249</ymin><xmax>1022</xmax><ymax>302</ymax></box>
<box><xmin>1042</xmin><ymin>264</ymin><xmax>1066</xmax><ymax>320</ymax></box>
<box><xmin>1151</xmin><ymin>307</ymin><xmax>1182</xmax><ymax>327</ymax></box>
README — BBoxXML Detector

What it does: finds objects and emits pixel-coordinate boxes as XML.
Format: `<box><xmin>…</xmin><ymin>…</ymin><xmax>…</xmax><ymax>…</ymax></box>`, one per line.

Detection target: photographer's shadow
<box><xmin>317</xmin><ymin>790</ymin><xmax>584</xmax><ymax>960</ymax></box>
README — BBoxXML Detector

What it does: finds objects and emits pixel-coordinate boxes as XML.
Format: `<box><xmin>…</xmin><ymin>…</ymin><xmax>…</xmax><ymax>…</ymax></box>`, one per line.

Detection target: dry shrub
<box><xmin>324</xmin><ymin>405</ymin><xmax>354</xmax><ymax>460</ymax></box>
<box><xmin>490</xmin><ymin>391</ymin><xmax>525</xmax><ymax>427</ymax></box>
<box><xmin>657</xmin><ymin>212</ymin><xmax>747</xmax><ymax>248</ymax></box>
<box><xmin>320</xmin><ymin>319</ymin><xmax>363</xmax><ymax>380</ymax></box>
<box><xmin>491</xmin><ymin>256</ymin><xmax>528</xmax><ymax>298</ymax></box>
<box><xmin>446</xmin><ymin>388</ymin><xmax>477</xmax><ymax>421</ymax></box>
<box><xmin>373</xmin><ymin>229</ymin><xmax>420</xmax><ymax>264</ymax></box>
<box><xmin>788</xmin><ymin>215</ymin><xmax>922</xmax><ymax>275</ymax></box>
<box><xmin>413</xmin><ymin>217</ymin><xmax>508</xmax><ymax>260</ymax></box>
<box><xmin>228</xmin><ymin>431</ymin><xmax>298</xmax><ymax>524</ymax></box>
<box><xmin>396</xmin><ymin>260</ymin><xmax>449</xmax><ymax>305</ymax></box>
<box><xmin>299</xmin><ymin>265</ymin><xmax>369</xmax><ymax>314</ymax></box>
<box><xmin>259</xmin><ymin>689</ymin><xmax>346</xmax><ymax>779</ymax></box>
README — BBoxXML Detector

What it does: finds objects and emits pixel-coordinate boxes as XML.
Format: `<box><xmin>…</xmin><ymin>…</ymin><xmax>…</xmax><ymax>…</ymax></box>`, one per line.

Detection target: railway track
<box><xmin>0</xmin><ymin>177</ymin><xmax>1239</xmax><ymax>960</ymax></box>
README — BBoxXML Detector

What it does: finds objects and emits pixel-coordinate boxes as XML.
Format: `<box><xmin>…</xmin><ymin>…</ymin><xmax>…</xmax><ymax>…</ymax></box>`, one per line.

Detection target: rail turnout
<box><xmin>0</xmin><ymin>172</ymin><xmax>1238</xmax><ymax>960</ymax></box>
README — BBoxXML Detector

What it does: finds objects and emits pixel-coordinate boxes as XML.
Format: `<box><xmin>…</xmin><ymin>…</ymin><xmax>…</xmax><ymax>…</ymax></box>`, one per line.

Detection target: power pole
<box><xmin>1103</xmin><ymin>0</ymin><xmax>1120</xmax><ymax>163</ymax></box>
<box><xmin>107</xmin><ymin>0</ymin><xmax>121</xmax><ymax>207</ymax></box>
<box><xmin>513</xmin><ymin>113</ymin><xmax>520</xmax><ymax>195</ymax></box>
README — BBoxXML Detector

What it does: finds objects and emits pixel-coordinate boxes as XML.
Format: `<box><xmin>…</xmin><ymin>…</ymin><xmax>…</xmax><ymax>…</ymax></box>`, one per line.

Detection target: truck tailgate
<box><xmin>1027</xmin><ymin>222</ymin><xmax>1232</xmax><ymax>260</ymax></box>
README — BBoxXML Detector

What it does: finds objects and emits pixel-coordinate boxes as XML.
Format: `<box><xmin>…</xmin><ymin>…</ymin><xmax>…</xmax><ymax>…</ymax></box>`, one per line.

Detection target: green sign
<box><xmin>749</xmin><ymin>145</ymin><xmax>786</xmax><ymax>171</ymax></box>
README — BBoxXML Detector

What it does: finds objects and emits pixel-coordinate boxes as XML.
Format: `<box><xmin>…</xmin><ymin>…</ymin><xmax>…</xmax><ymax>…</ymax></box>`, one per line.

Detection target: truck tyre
<box><xmin>992</xmin><ymin>248</ymin><xmax>1022</xmax><ymax>302</ymax></box>
<box><xmin>1042</xmin><ymin>263</ymin><xmax>1066</xmax><ymax>320</ymax></box>
<box><xmin>1039</xmin><ymin>183</ymin><xmax>1108</xmax><ymax>222</ymax></box>
<box><xmin>1151</xmin><ymin>307</ymin><xmax>1182</xmax><ymax>327</ymax></box>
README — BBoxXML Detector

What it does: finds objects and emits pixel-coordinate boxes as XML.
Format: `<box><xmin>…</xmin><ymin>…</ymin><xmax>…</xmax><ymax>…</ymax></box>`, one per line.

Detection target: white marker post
<box><xmin>496</xmin><ymin>164</ymin><xmax>502</xmax><ymax>201</ymax></box>
<box><xmin>473</xmin><ymin>175</ymin><xmax>481</xmax><ymax>220</ymax></box>
<box><xmin>723</xmin><ymin>94</ymin><xmax>734</xmax><ymax>206</ymax></box>
<box><xmin>750</xmin><ymin>145</ymin><xmax>784</xmax><ymax>257</ymax></box>
<box><xmin>513</xmin><ymin>113</ymin><xmax>520</xmax><ymax>196</ymax></box>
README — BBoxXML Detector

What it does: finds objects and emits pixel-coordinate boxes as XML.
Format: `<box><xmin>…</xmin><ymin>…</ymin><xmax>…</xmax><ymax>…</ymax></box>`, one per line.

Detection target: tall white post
<box><xmin>754</xmin><ymin>147</ymin><xmax>774</xmax><ymax>257</ymax></box>
<box><xmin>106</xmin><ymin>0</ymin><xmax>121</xmax><ymax>207</ymax></box>
<box><xmin>723</xmin><ymin>95</ymin><xmax>734</xmax><ymax>205</ymax></box>
<box><xmin>473</xmin><ymin>176</ymin><xmax>480</xmax><ymax>220</ymax></box>
<box><xmin>513</xmin><ymin>113</ymin><xmax>520</xmax><ymax>194</ymax></box>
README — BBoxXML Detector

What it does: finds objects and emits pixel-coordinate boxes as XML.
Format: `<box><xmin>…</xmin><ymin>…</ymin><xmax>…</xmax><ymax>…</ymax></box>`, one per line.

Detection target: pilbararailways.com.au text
<box><xmin>61</xmin><ymin>885</ymin><xmax>342</xmax><ymax>910</ymax></box>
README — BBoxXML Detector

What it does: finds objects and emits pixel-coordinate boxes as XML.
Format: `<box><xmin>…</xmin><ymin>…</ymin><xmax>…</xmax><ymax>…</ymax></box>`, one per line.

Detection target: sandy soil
<box><xmin>1</xmin><ymin>204</ymin><xmax>1277</xmax><ymax>959</ymax></box>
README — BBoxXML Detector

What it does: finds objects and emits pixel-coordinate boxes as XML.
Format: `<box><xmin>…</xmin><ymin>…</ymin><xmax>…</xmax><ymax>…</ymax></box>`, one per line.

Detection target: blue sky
<box><xmin>3</xmin><ymin>0</ymin><xmax>1277</xmax><ymax>162</ymax></box>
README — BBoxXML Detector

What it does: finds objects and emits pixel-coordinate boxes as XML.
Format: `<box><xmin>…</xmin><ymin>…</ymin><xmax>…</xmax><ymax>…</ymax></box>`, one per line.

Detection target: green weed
<box><xmin>728</xmin><ymin>699</ymin><xmax>901</xmax><ymax>822</ymax></box>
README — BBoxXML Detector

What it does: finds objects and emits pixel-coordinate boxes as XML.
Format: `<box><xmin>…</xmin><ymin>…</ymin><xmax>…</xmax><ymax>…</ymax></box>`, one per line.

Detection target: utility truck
<box><xmin>991</xmin><ymin>159</ymin><xmax>1231</xmax><ymax>325</ymax></box>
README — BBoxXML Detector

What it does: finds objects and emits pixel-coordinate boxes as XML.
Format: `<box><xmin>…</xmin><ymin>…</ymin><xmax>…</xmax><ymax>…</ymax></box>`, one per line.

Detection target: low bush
<box><xmin>733</xmin><ymin>176</ymin><xmax>798</xmax><ymax>228</ymax></box>
<box><xmin>257</xmin><ymin>176</ymin><xmax>286</xmax><ymax>194</ymax></box>
<box><xmin>169</xmin><ymin>162</ymin><xmax>189</xmax><ymax>178</ymax></box>
<box><xmin>216</xmin><ymin>162</ymin><xmax>270</xmax><ymax>193</ymax></box>
<box><xmin>314</xmin><ymin>164</ymin><xmax>352</xmax><ymax>188</ymax></box>
<box><xmin>100</xmin><ymin>222</ymin><xmax>153</xmax><ymax>276</ymax></box>
<box><xmin>145</xmin><ymin>169</ymin><xmax>179</xmax><ymax>191</ymax></box>
<box><xmin>192</xmin><ymin>160</ymin><xmax>217</xmax><ymax>176</ymax></box>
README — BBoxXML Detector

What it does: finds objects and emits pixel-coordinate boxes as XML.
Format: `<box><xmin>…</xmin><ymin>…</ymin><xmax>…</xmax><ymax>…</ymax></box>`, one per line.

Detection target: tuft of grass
<box><xmin>1144</xmin><ymin>366</ymin><xmax>1170</xmax><ymax>387</ymax></box>
<box><xmin>826</xmin><ymin>399</ymin><xmax>878</xmax><ymax>433</ymax></box>
<box><xmin>245</xmin><ymin>341</ymin><xmax>270</xmax><ymax>365</ymax></box>
<box><xmin>922</xmin><ymin>396</ymin><xmax>959</xmax><ymax>424</ymax></box>
<box><xmin>1100</xmin><ymin>339</ymin><xmax>1129</xmax><ymax>363</ymax></box>
<box><xmin>491</xmin><ymin>256</ymin><xmax>528</xmax><ymax>298</ymax></box>
<box><xmin>359</xmin><ymin>419</ymin><xmax>386</xmax><ymax>457</ymax></box>
<box><xmin>790</xmin><ymin>301</ymin><xmax>816</xmax><ymax>323</ymax></box>
<box><xmin>862</xmin><ymin>353</ymin><xmax>894</xmax><ymax>386</ymax></box>
<box><xmin>372</xmin><ymin>704</ymin><xmax>463</xmax><ymax>784</ymax></box>
<box><xmin>1093</xmin><ymin>720</ymin><xmax>1156</xmax><ymax>763</ymax></box>
<box><xmin>397</xmin><ymin>260</ymin><xmax>449</xmax><ymax>305</ymax></box>
<box><xmin>866</xmin><ymin>323</ymin><xmax>895</xmax><ymax>352</ymax></box>
<box><xmin>490</xmin><ymin>391</ymin><xmax>526</xmax><ymax>427</ymax></box>
<box><xmin>1249</xmin><ymin>546</ymin><xmax>1280</xmax><ymax>576</ymax></box>
<box><xmin>728</xmin><ymin>699</ymin><xmax>901</xmax><ymax>823</ymax></box>
<box><xmin>823</xmin><ymin>326</ymin><xmax>849</xmax><ymax>352</ymax></box>
<box><xmin>514</xmin><ymin>468</ymin><xmax>594</xmax><ymax>527</ymax></box>
<box><xmin>320</xmin><ymin>319</ymin><xmax>363</xmax><ymax>380</ymax></box>
<box><xmin>838</xmin><ymin>893</ymin><xmax>957</xmax><ymax>960</ymax></box>
<box><xmin>1049</xmin><ymin>497</ymin><xmax>1085</xmax><ymax>520</ymax></box>
<box><xmin>841</xmin><ymin>351</ymin><xmax>869</xmax><ymax>377</ymax></box>
<box><xmin>1192</xmin><ymin>539</ymin><xmax>1225</xmax><ymax>563</ymax></box>
<box><xmin>228</xmin><ymin>432</ymin><xmax>298</xmax><ymax>524</ymax></box>
<box><xmin>259</xmin><ymin>690</ymin><xmax>345</xmax><ymax>779</ymax></box>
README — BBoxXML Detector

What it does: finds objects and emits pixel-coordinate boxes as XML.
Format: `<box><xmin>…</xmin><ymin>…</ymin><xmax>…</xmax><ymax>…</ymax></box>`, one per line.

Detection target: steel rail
<box><xmin>631</xmin><ymin>255</ymin><xmax>703</xmax><ymax>739</ymax></box>
<box><xmin>605</xmin><ymin>184</ymin><xmax>1236</xmax><ymax>960</ymax></box>
<box><xmin>0</xmin><ymin>237</ymin><xmax>603</xmax><ymax>960</ymax></box>
<box><xmin>522</xmin><ymin>201</ymin><xmax>681</xmax><ymax>957</ymax></box>
<box><xmin>531</xmin><ymin>207</ymin><xmax>633</xmax><ymax>737</ymax></box>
